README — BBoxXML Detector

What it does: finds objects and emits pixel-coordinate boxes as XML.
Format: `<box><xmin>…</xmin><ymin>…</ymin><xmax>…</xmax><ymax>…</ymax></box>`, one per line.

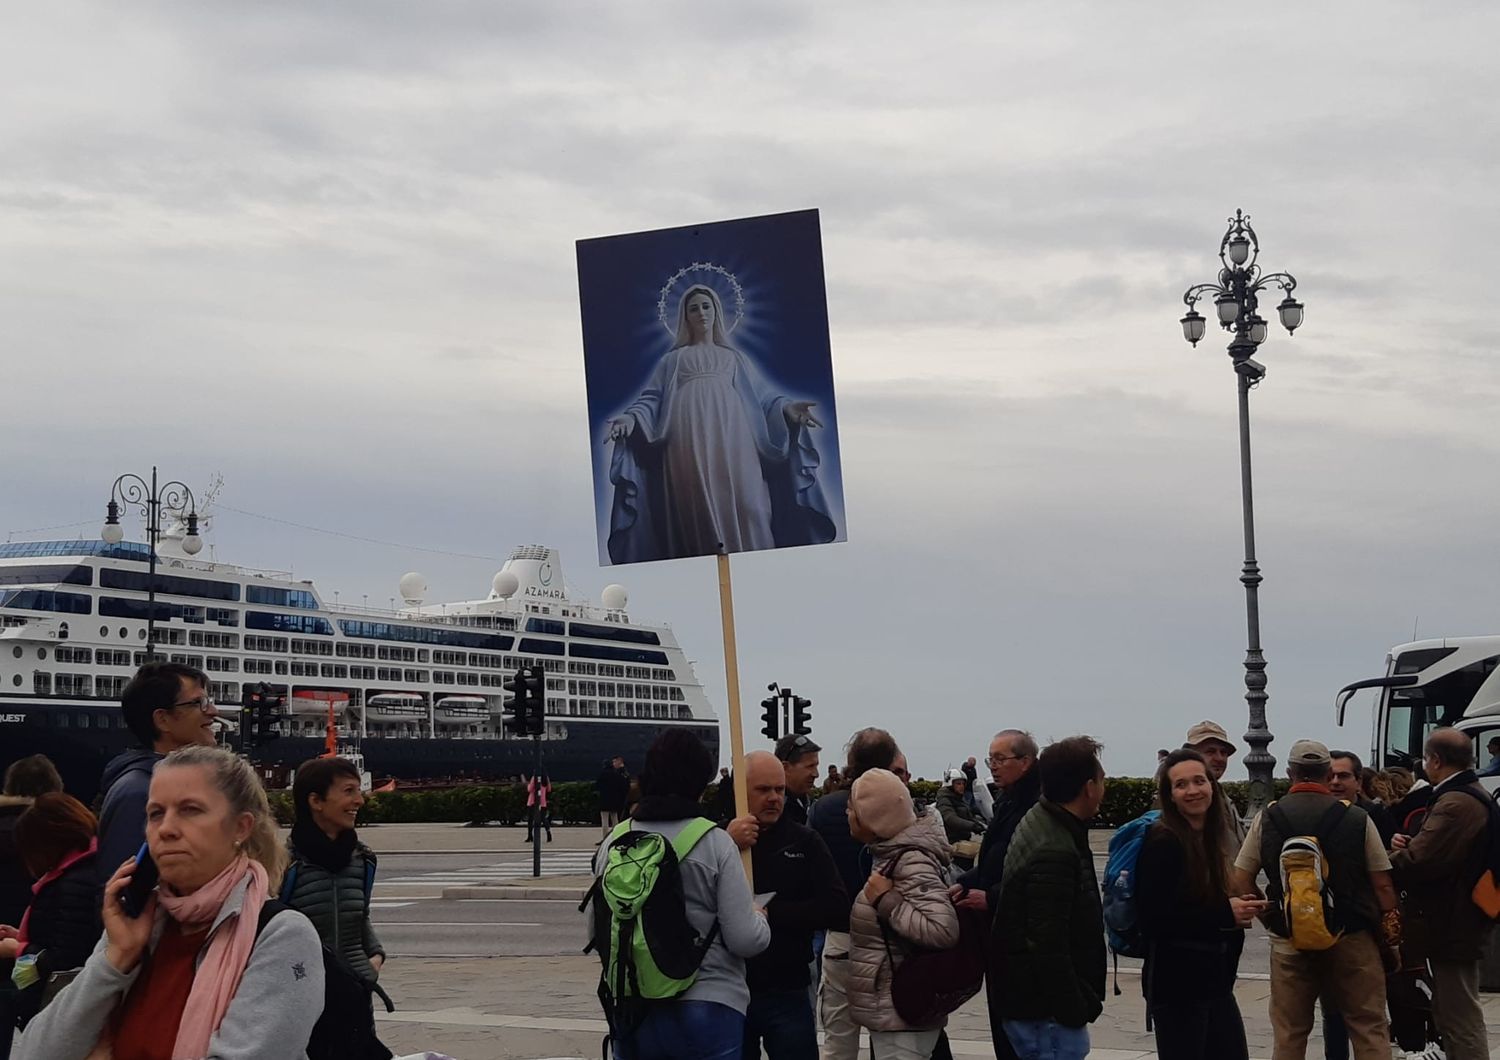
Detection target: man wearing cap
<box><xmin>1229</xmin><ymin>740</ymin><xmax>1402</xmax><ymax>1060</ymax></box>
<box><xmin>1185</xmin><ymin>720</ymin><xmax>1247</xmax><ymax>849</ymax></box>
<box><xmin>774</xmin><ymin>733</ymin><xmax>821</xmax><ymax>827</ymax></box>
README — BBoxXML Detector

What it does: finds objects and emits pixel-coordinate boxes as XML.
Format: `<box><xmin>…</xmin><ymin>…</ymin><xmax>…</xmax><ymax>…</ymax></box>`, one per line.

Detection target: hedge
<box><xmin>266</xmin><ymin>776</ymin><xmax>1292</xmax><ymax>829</ymax></box>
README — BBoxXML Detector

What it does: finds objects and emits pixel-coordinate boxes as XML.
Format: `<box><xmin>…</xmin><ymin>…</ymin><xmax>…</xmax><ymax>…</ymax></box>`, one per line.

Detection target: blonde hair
<box><xmin>158</xmin><ymin>745</ymin><xmax>286</xmax><ymax>888</ymax></box>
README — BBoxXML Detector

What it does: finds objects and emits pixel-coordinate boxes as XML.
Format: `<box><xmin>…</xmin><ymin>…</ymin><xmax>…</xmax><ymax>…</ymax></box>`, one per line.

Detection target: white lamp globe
<box><xmin>182</xmin><ymin>534</ymin><xmax>203</xmax><ymax>556</ymax></box>
<box><xmin>101</xmin><ymin>522</ymin><xmax>125</xmax><ymax>545</ymax></box>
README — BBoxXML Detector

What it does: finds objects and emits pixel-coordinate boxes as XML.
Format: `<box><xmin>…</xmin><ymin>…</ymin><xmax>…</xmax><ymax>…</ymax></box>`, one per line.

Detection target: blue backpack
<box><xmin>1101</xmin><ymin>810</ymin><xmax>1160</xmax><ymax>961</ymax></box>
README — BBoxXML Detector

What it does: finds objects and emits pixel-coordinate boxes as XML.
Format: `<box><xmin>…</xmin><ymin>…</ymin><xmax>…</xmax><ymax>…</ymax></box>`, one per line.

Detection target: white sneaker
<box><xmin>1403</xmin><ymin>1044</ymin><xmax>1444</xmax><ymax>1060</ymax></box>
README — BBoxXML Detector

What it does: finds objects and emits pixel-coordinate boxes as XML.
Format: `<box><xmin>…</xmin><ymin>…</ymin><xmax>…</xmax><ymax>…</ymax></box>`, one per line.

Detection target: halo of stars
<box><xmin>657</xmin><ymin>262</ymin><xmax>746</xmax><ymax>336</ymax></box>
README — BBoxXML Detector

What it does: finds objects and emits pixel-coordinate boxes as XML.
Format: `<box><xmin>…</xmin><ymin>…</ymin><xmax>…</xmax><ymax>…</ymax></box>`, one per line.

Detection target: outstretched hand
<box><xmin>783</xmin><ymin>401</ymin><xmax>822</xmax><ymax>430</ymax></box>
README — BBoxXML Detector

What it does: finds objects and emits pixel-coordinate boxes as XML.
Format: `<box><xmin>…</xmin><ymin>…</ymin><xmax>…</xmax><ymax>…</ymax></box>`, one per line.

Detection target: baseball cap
<box><xmin>1288</xmin><ymin>739</ymin><xmax>1332</xmax><ymax>766</ymax></box>
<box><xmin>1184</xmin><ymin>720</ymin><xmax>1238</xmax><ymax>754</ymax></box>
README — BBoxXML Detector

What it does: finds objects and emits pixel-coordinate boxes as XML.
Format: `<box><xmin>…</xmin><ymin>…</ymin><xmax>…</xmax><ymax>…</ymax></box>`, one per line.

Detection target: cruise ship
<box><xmin>0</xmin><ymin>521</ymin><xmax>721</xmax><ymax>800</ymax></box>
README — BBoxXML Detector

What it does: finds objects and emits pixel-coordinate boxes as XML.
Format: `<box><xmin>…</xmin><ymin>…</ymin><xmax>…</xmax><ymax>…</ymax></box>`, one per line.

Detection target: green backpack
<box><xmin>581</xmin><ymin>818</ymin><xmax>720</xmax><ymax>1036</ymax></box>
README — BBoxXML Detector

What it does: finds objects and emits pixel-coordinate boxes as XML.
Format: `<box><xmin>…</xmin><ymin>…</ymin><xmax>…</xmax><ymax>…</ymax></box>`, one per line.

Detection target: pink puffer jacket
<box><xmin>848</xmin><ymin>809</ymin><xmax>960</xmax><ymax>1031</ymax></box>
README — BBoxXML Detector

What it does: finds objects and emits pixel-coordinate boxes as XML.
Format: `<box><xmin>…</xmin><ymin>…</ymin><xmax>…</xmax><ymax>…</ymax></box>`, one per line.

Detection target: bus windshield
<box><xmin>1383</xmin><ymin>653</ymin><xmax>1500</xmax><ymax>766</ymax></box>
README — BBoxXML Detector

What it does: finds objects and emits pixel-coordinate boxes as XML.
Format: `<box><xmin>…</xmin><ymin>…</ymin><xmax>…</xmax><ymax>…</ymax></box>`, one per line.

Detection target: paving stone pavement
<box><xmin>375</xmin><ymin>954</ymin><xmax>1500</xmax><ymax>1060</ymax></box>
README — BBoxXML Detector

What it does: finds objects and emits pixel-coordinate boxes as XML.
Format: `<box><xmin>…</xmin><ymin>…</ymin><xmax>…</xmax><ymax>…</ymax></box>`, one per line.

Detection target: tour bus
<box><xmin>1336</xmin><ymin>636</ymin><xmax>1500</xmax><ymax>794</ymax></box>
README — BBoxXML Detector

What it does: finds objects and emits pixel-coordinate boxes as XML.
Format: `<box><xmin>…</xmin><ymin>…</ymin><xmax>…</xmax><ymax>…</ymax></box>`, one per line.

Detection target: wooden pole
<box><xmin>716</xmin><ymin>551</ymin><xmax>753</xmax><ymax>879</ymax></box>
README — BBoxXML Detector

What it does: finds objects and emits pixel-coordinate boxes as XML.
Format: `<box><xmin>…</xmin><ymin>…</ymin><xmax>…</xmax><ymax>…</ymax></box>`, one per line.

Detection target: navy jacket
<box><xmin>95</xmin><ymin>749</ymin><xmax>161</xmax><ymax>885</ymax></box>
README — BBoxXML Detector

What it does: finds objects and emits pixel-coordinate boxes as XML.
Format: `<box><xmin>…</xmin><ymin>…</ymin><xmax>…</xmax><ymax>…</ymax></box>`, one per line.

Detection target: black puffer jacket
<box><xmin>13</xmin><ymin>849</ymin><xmax>101</xmax><ymax>1025</ymax></box>
<box><xmin>282</xmin><ymin>839</ymin><xmax>385</xmax><ymax>984</ymax></box>
<box><xmin>935</xmin><ymin>787</ymin><xmax>985</xmax><ymax>843</ymax></box>
<box><xmin>0</xmin><ymin>797</ymin><xmax>34</xmax><ymax>926</ymax></box>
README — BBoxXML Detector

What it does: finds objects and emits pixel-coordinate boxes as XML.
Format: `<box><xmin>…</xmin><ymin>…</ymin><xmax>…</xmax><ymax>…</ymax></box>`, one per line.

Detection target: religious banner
<box><xmin>577</xmin><ymin>209</ymin><xmax>846</xmax><ymax>566</ymax></box>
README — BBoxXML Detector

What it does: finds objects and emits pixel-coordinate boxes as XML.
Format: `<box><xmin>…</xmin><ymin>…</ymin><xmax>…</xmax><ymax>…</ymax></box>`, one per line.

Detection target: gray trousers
<box><xmin>818</xmin><ymin>932</ymin><xmax>861</xmax><ymax>1060</ymax></box>
<box><xmin>1430</xmin><ymin>959</ymin><xmax>1487</xmax><ymax>1060</ymax></box>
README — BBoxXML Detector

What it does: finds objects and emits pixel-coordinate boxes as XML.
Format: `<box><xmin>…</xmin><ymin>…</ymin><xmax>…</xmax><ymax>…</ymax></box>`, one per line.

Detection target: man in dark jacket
<box><xmin>994</xmin><ymin>736</ymin><xmax>1107</xmax><ymax>1060</ymax></box>
<box><xmin>773</xmin><ymin>734</ymin><xmax>821</xmax><ymax>827</ymax></box>
<box><xmin>727</xmin><ymin>752</ymin><xmax>846</xmax><ymax>1060</ymax></box>
<box><xmin>1329</xmin><ymin>750</ymin><xmax>1396</xmax><ymax>846</ymax></box>
<box><xmin>953</xmin><ymin>730</ymin><xmax>1039</xmax><ymax>1060</ymax></box>
<box><xmin>95</xmin><ymin>661</ymin><xmax>218</xmax><ymax>885</ymax></box>
<box><xmin>594</xmin><ymin>756</ymin><xmax>629</xmax><ymax>836</ymax></box>
<box><xmin>807</xmin><ymin>727</ymin><xmax>900</xmax><ymax>1060</ymax></box>
<box><xmin>1390</xmin><ymin>727</ymin><xmax>1497</xmax><ymax>1060</ymax></box>
<box><xmin>1229</xmin><ymin>740</ymin><xmax>1400</xmax><ymax>1060</ymax></box>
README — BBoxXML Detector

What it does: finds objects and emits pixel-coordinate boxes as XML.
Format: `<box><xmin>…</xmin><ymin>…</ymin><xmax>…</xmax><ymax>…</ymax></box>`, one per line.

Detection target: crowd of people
<box><xmin>1</xmin><ymin>655</ymin><xmax>1498</xmax><ymax>1060</ymax></box>
<box><xmin>0</xmin><ymin>661</ymin><xmax>395</xmax><ymax>1060</ymax></box>
<box><xmin>586</xmin><ymin>719</ymin><xmax>1500</xmax><ymax>1060</ymax></box>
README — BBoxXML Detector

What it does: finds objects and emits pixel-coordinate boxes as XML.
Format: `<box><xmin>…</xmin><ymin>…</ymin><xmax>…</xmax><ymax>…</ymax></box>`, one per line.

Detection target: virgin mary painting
<box><xmin>603</xmin><ymin>283</ymin><xmax>839</xmax><ymax>563</ymax></box>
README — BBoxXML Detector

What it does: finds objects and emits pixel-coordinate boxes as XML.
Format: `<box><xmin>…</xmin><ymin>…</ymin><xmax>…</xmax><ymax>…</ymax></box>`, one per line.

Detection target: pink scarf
<box><xmin>15</xmin><ymin>838</ymin><xmax>97</xmax><ymax>953</ymax></box>
<box><xmin>154</xmin><ymin>855</ymin><xmax>269</xmax><ymax>1060</ymax></box>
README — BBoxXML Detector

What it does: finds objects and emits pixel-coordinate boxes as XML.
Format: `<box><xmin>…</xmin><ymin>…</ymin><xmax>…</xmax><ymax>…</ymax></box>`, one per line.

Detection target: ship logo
<box><xmin>539</xmin><ymin>562</ymin><xmax>553</xmax><ymax>586</ymax></box>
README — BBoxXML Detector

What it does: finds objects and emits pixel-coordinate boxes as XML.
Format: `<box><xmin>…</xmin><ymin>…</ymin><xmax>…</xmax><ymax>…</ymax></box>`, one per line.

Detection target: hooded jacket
<box><xmin>13</xmin><ymin>870</ymin><xmax>325</xmax><ymax>1060</ymax></box>
<box><xmin>848</xmin><ymin>810</ymin><xmax>959</xmax><ymax>1032</ymax></box>
<box><xmin>935</xmin><ymin>784</ymin><xmax>985</xmax><ymax>844</ymax></box>
<box><xmin>95</xmin><ymin>748</ymin><xmax>162</xmax><ymax>886</ymax></box>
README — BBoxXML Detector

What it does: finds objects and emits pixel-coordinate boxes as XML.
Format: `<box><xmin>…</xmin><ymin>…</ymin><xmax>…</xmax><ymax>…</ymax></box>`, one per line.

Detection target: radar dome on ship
<box><xmin>601</xmin><ymin>584</ymin><xmax>628</xmax><ymax>610</ymax></box>
<box><xmin>492</xmin><ymin>571</ymin><xmax>520</xmax><ymax>599</ymax></box>
<box><xmin>398</xmin><ymin>572</ymin><xmax>427</xmax><ymax>605</ymax></box>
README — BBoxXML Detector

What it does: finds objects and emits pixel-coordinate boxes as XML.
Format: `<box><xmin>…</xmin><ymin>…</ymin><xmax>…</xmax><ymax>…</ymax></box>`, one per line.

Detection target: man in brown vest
<box><xmin>1389</xmin><ymin>727</ymin><xmax>1497</xmax><ymax>1060</ymax></box>
<box><xmin>1228</xmin><ymin>740</ymin><xmax>1401</xmax><ymax>1060</ymax></box>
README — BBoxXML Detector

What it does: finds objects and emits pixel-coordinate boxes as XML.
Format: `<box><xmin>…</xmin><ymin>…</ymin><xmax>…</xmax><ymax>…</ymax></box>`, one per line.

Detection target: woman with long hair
<box><xmin>603</xmin><ymin>283</ymin><xmax>834</xmax><ymax>562</ymax></box>
<box><xmin>14</xmin><ymin>746</ymin><xmax>324</xmax><ymax>1060</ymax></box>
<box><xmin>524</xmin><ymin>773</ymin><xmax>553</xmax><ymax>843</ymax></box>
<box><xmin>1134</xmin><ymin>749</ymin><xmax>1265</xmax><ymax>1060</ymax></box>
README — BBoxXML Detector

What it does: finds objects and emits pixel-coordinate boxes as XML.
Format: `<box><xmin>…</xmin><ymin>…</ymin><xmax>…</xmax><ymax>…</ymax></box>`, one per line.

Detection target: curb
<box><xmin>441</xmin><ymin>886</ymin><xmax>588</xmax><ymax>901</ymax></box>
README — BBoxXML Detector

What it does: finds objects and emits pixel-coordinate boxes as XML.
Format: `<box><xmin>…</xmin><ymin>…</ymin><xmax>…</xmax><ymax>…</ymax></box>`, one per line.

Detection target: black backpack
<box><xmin>256</xmin><ymin>899</ymin><xmax>394</xmax><ymax>1060</ymax></box>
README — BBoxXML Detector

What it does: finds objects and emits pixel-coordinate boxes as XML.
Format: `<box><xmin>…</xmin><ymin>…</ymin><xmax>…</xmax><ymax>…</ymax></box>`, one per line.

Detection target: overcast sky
<box><xmin>4</xmin><ymin>2</ymin><xmax>1498</xmax><ymax>779</ymax></box>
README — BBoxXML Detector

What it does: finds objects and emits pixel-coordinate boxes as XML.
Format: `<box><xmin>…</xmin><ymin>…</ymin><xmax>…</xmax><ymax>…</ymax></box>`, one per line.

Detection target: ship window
<box><xmin>569</xmin><ymin>622</ymin><xmax>661</xmax><ymax>646</ymax></box>
<box><xmin>245</xmin><ymin>585</ymin><xmax>319</xmax><ymax>609</ymax></box>
<box><xmin>10</xmin><ymin>647</ymin><xmax>19</xmax><ymax>659</ymax></box>
<box><xmin>100</xmin><ymin>568</ymin><xmax>239</xmax><ymax>601</ymax></box>
<box><xmin>525</xmin><ymin>618</ymin><xmax>565</xmax><ymax>636</ymax></box>
<box><xmin>0</xmin><ymin>564</ymin><xmax>93</xmax><ymax>587</ymax></box>
<box><xmin>569</xmin><ymin>643</ymin><xmax>670</xmax><ymax>666</ymax></box>
<box><xmin>0</xmin><ymin>590</ymin><xmax>92</xmax><ymax>615</ymax></box>
<box><xmin>247</xmin><ymin>612</ymin><xmax>334</xmax><ymax>636</ymax></box>
<box><xmin>518</xmin><ymin>638</ymin><xmax>565</xmax><ymax>656</ymax></box>
<box><xmin>10</xmin><ymin>675</ymin><xmax>19</xmax><ymax>687</ymax></box>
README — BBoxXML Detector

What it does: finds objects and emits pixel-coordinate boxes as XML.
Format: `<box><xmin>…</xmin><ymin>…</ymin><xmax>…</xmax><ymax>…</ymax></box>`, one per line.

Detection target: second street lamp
<box><xmin>1181</xmin><ymin>209</ymin><xmax>1305</xmax><ymax>817</ymax></box>
<box><xmin>101</xmin><ymin>467</ymin><xmax>202</xmax><ymax>659</ymax></box>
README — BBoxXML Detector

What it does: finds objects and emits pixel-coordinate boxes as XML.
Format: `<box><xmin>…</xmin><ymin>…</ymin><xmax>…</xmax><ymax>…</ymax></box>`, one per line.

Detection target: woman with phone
<box><xmin>0</xmin><ymin>793</ymin><xmax>101</xmax><ymax>1049</ymax></box>
<box><xmin>1135</xmin><ymin>748</ymin><xmax>1263</xmax><ymax>1060</ymax></box>
<box><xmin>13</xmin><ymin>746</ymin><xmax>325</xmax><ymax>1060</ymax></box>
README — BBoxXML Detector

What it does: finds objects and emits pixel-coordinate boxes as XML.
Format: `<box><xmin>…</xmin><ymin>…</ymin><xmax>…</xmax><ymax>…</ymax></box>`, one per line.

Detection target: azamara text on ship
<box><xmin>0</xmin><ymin>520</ymin><xmax>720</xmax><ymax>799</ymax></box>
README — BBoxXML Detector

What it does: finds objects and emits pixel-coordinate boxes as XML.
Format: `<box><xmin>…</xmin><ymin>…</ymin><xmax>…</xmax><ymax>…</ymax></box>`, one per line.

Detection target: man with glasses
<box><xmin>96</xmin><ymin>661</ymin><xmax>219</xmax><ymax>883</ymax></box>
<box><xmin>947</xmin><ymin>731</ymin><xmax>1039</xmax><ymax>1060</ymax></box>
<box><xmin>773</xmin><ymin>733</ymin><xmax>821</xmax><ymax>826</ymax></box>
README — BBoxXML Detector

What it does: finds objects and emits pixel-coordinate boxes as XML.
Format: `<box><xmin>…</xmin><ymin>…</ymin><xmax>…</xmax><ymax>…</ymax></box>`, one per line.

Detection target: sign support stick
<box><xmin>532</xmin><ymin>733</ymin><xmax>543</xmax><ymax>879</ymax></box>
<box><xmin>716</xmin><ymin>551</ymin><xmax>753</xmax><ymax>880</ymax></box>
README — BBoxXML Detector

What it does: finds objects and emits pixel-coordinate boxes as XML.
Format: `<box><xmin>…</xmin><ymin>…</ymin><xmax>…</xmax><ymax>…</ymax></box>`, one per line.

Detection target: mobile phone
<box><xmin>120</xmin><ymin>842</ymin><xmax>159</xmax><ymax>918</ymax></box>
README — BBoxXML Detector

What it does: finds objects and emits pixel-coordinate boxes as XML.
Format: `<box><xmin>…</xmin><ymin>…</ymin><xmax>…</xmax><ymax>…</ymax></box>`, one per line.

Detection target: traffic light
<box><xmin>502</xmin><ymin>669</ymin><xmax>529</xmax><ymax>736</ymax></box>
<box><xmin>523</xmin><ymin>664</ymin><xmax>547</xmax><ymax>736</ymax></box>
<box><xmin>260</xmin><ymin>690</ymin><xmax>284</xmax><ymax>746</ymax></box>
<box><xmin>239</xmin><ymin>682</ymin><xmax>283</xmax><ymax>756</ymax></box>
<box><xmin>760</xmin><ymin>694</ymin><xmax>779</xmax><ymax>740</ymax></box>
<box><xmin>792</xmin><ymin>696</ymin><xmax>812</xmax><ymax>736</ymax></box>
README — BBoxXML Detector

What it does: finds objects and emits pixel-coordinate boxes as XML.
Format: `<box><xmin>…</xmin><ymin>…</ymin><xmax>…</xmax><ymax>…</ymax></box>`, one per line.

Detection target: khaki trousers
<box><xmin>1430</xmin><ymin>959</ymin><xmax>1488</xmax><ymax>1060</ymax></box>
<box><xmin>818</xmin><ymin>932</ymin><xmax>861</xmax><ymax>1060</ymax></box>
<box><xmin>870</xmin><ymin>1028</ymin><xmax>940</xmax><ymax>1059</ymax></box>
<box><xmin>1268</xmin><ymin>932</ymin><xmax>1389</xmax><ymax>1060</ymax></box>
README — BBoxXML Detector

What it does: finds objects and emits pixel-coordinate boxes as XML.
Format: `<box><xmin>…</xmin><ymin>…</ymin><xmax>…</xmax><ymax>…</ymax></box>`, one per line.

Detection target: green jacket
<box><xmin>281</xmin><ymin>839</ymin><xmax>385</xmax><ymax>984</ymax></box>
<box><xmin>994</xmin><ymin>800</ymin><xmax>1105</xmax><ymax>1028</ymax></box>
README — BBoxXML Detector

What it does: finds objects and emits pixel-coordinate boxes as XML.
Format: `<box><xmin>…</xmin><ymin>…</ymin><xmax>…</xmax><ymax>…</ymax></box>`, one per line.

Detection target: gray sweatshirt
<box><xmin>14</xmin><ymin>874</ymin><xmax>325</xmax><ymax>1060</ymax></box>
<box><xmin>591</xmin><ymin>818</ymin><xmax>771</xmax><ymax>1014</ymax></box>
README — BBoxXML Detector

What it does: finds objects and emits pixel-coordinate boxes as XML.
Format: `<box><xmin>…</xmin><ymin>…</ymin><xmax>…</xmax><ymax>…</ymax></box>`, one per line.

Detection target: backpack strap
<box><xmin>256</xmin><ymin>897</ymin><xmax>288</xmax><ymax>936</ymax></box>
<box><xmin>1313</xmin><ymin>801</ymin><xmax>1349</xmax><ymax>848</ymax></box>
<box><xmin>363</xmin><ymin>853</ymin><xmax>377</xmax><ymax>909</ymax></box>
<box><xmin>1265</xmin><ymin>803</ymin><xmax>1294</xmax><ymax>844</ymax></box>
<box><xmin>670</xmin><ymin>818</ymin><xmax>717</xmax><ymax>862</ymax></box>
<box><xmin>278</xmin><ymin>862</ymin><xmax>300</xmax><ymax>904</ymax></box>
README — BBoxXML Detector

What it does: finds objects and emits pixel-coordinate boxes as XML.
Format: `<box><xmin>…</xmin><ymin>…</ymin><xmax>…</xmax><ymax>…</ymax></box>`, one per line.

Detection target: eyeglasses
<box><xmin>1330</xmin><ymin>770</ymin><xmax>1357</xmax><ymax>782</ymax></box>
<box><xmin>987</xmin><ymin>754</ymin><xmax>1027</xmax><ymax>767</ymax></box>
<box><xmin>171</xmin><ymin>694</ymin><xmax>215</xmax><ymax>712</ymax></box>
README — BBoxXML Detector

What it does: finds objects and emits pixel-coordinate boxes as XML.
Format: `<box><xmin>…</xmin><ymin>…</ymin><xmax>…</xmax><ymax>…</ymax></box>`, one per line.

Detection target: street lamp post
<box><xmin>101</xmin><ymin>467</ymin><xmax>203</xmax><ymax>659</ymax></box>
<box><xmin>1180</xmin><ymin>210</ymin><xmax>1305</xmax><ymax>816</ymax></box>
